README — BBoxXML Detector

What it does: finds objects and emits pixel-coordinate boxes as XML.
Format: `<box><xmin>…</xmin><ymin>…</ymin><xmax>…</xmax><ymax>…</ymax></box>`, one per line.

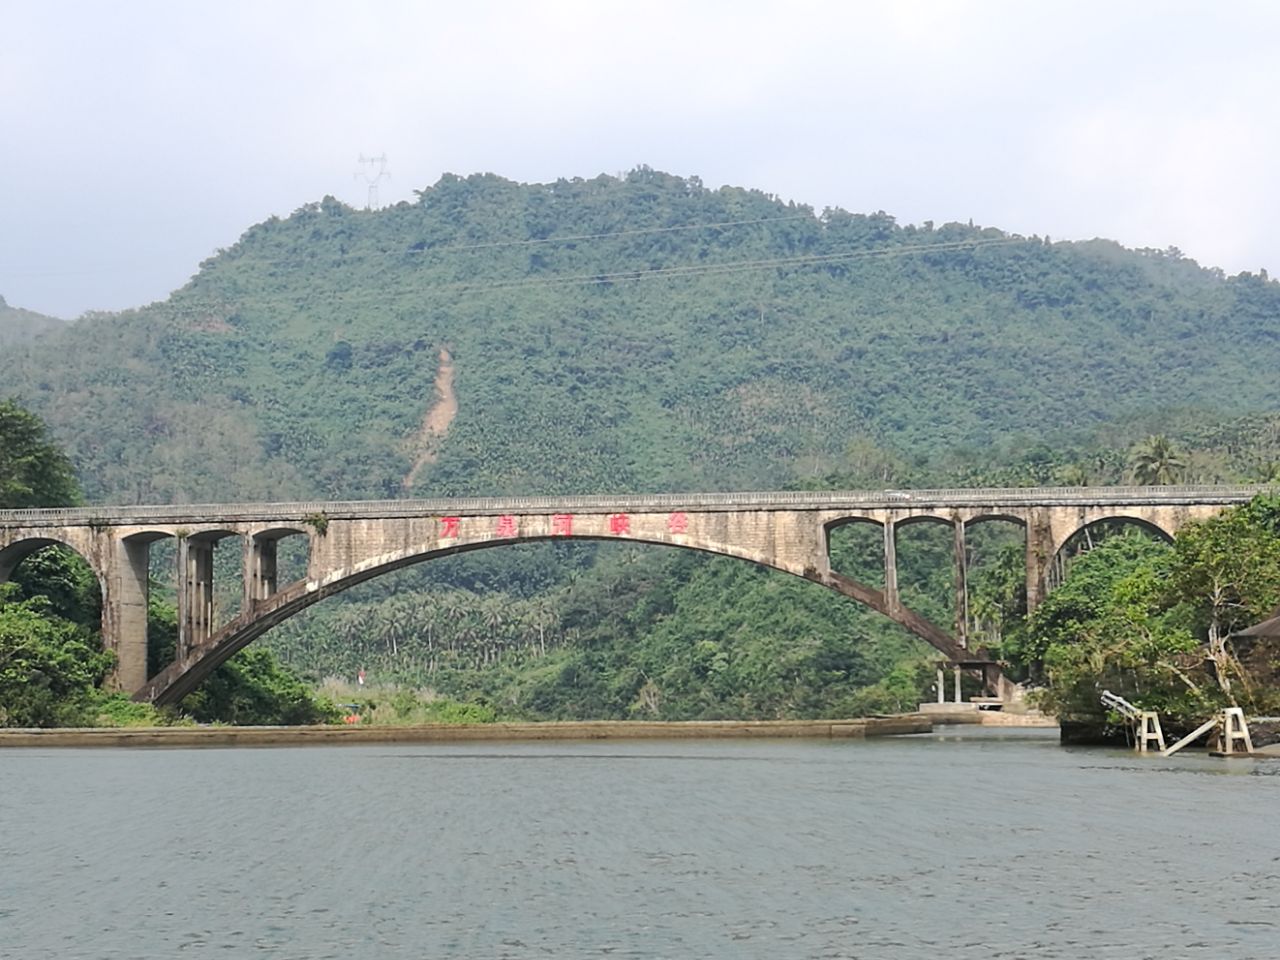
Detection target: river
<box><xmin>2</xmin><ymin>728</ymin><xmax>1277</xmax><ymax>959</ymax></box>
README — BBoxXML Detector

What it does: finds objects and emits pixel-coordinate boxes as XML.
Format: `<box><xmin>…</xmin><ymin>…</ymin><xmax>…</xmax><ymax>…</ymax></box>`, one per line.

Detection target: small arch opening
<box><xmin>892</xmin><ymin>517</ymin><xmax>959</xmax><ymax>632</ymax></box>
<box><xmin>187</xmin><ymin>529</ymin><xmax>247</xmax><ymax>639</ymax></box>
<box><xmin>252</xmin><ymin>527</ymin><xmax>311</xmax><ymax>595</ymax></box>
<box><xmin>962</xmin><ymin>517</ymin><xmax>1027</xmax><ymax>653</ymax></box>
<box><xmin>825</xmin><ymin>517</ymin><xmax>885</xmax><ymax>588</ymax></box>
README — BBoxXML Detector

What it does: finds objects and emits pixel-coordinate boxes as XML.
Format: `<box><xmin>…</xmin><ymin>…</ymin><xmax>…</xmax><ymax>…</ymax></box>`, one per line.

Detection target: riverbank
<box><xmin>0</xmin><ymin>715</ymin><xmax>931</xmax><ymax>747</ymax></box>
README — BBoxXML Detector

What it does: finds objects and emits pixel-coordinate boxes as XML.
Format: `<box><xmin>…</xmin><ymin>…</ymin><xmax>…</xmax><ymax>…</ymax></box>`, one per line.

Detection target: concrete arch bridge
<box><xmin>0</xmin><ymin>486</ymin><xmax>1263</xmax><ymax>706</ymax></box>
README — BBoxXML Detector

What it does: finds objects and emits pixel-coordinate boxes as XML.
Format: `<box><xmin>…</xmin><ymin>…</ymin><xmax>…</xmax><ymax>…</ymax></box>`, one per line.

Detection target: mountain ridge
<box><xmin>2</xmin><ymin>168</ymin><xmax>1278</xmax><ymax>506</ymax></box>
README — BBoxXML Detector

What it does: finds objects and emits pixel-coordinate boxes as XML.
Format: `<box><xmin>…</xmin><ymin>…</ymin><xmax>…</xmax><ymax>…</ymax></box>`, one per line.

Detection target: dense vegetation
<box><xmin>5</xmin><ymin>169</ymin><xmax>1280</xmax><ymax>504</ymax></box>
<box><xmin>988</xmin><ymin>497</ymin><xmax>1280</xmax><ymax>726</ymax></box>
<box><xmin>2</xmin><ymin>168</ymin><xmax>1279</xmax><ymax>723</ymax></box>
<box><xmin>0</xmin><ymin>296</ymin><xmax>63</xmax><ymax>347</ymax></box>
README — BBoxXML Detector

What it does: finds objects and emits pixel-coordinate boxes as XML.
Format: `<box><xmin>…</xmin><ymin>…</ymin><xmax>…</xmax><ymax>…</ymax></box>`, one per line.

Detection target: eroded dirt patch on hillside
<box><xmin>402</xmin><ymin>347</ymin><xmax>457</xmax><ymax>491</ymax></box>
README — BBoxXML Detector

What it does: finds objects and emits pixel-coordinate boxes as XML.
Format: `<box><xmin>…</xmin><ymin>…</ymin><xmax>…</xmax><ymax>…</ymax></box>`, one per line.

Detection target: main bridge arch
<box><xmin>140</xmin><ymin>508</ymin><xmax>972</xmax><ymax>705</ymax></box>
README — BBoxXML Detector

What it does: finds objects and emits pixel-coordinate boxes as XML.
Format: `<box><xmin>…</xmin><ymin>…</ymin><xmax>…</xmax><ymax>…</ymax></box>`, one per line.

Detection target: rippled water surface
<box><xmin>2</xmin><ymin>728</ymin><xmax>1278</xmax><ymax>959</ymax></box>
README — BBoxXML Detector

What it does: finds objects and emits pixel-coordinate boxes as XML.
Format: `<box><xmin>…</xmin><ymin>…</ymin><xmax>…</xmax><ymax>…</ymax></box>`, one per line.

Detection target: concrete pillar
<box><xmin>179</xmin><ymin>538</ymin><xmax>215</xmax><ymax>657</ymax></box>
<box><xmin>243</xmin><ymin>536</ymin><xmax>278</xmax><ymax>610</ymax></box>
<box><xmin>937</xmin><ymin>666</ymin><xmax>945</xmax><ymax>703</ymax></box>
<box><xmin>101</xmin><ymin>537</ymin><xmax>150</xmax><ymax>693</ymax></box>
<box><xmin>953</xmin><ymin>665</ymin><xmax>962</xmax><ymax>704</ymax></box>
<box><xmin>883</xmin><ymin>520</ymin><xmax>898</xmax><ymax>611</ymax></box>
<box><xmin>1024</xmin><ymin>508</ymin><xmax>1055</xmax><ymax>612</ymax></box>
<box><xmin>953</xmin><ymin>520</ymin><xmax>968</xmax><ymax>649</ymax></box>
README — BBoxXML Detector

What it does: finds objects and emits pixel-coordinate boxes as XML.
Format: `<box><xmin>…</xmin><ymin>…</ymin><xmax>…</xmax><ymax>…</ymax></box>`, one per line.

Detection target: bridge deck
<box><xmin>0</xmin><ymin>484</ymin><xmax>1269</xmax><ymax>527</ymax></box>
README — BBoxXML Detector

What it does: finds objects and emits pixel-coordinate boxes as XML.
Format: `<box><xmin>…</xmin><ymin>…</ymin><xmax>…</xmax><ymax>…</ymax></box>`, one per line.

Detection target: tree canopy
<box><xmin>0</xmin><ymin>399</ymin><xmax>79</xmax><ymax>508</ymax></box>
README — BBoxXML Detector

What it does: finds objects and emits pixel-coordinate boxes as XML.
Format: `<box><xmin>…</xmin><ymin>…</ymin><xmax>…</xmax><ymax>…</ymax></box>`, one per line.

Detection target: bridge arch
<box><xmin>824</xmin><ymin>516</ymin><xmax>886</xmax><ymax>589</ymax></box>
<box><xmin>139</xmin><ymin>528</ymin><xmax>964</xmax><ymax>705</ymax></box>
<box><xmin>964</xmin><ymin>513</ymin><xmax>1028</xmax><ymax>531</ymax></box>
<box><xmin>1054</xmin><ymin>514</ymin><xmax>1175</xmax><ymax>556</ymax></box>
<box><xmin>1045</xmin><ymin>515</ymin><xmax>1176</xmax><ymax>593</ymax></box>
<box><xmin>0</xmin><ymin>535</ymin><xmax>97</xmax><ymax>586</ymax></box>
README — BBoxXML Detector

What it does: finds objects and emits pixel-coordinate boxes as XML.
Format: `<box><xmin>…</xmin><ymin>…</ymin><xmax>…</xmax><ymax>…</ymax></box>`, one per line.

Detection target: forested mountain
<box><xmin>4</xmin><ymin>168</ymin><xmax>1280</xmax><ymax>719</ymax></box>
<box><xmin>4</xmin><ymin>168</ymin><xmax>1279</xmax><ymax>504</ymax></box>
<box><xmin>0</xmin><ymin>296</ymin><xmax>63</xmax><ymax>347</ymax></box>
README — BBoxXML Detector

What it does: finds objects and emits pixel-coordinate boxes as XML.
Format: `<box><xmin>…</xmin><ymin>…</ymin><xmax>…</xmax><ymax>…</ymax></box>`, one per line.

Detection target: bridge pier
<box><xmin>179</xmin><ymin>538</ymin><xmax>215</xmax><ymax>657</ymax></box>
<box><xmin>101</xmin><ymin>538</ymin><xmax>149</xmax><ymax>692</ymax></box>
<box><xmin>882</xmin><ymin>520</ymin><xmax>899</xmax><ymax>612</ymax></box>
<box><xmin>244</xmin><ymin>536</ymin><xmax>279</xmax><ymax>609</ymax></box>
<box><xmin>1024</xmin><ymin>508</ymin><xmax>1055</xmax><ymax>612</ymax></box>
<box><xmin>953</xmin><ymin>520</ymin><xmax>968</xmax><ymax>649</ymax></box>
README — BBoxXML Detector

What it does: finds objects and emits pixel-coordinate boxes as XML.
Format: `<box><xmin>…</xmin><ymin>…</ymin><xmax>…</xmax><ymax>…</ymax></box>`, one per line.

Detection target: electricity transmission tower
<box><xmin>354</xmin><ymin>153</ymin><xmax>391</xmax><ymax>210</ymax></box>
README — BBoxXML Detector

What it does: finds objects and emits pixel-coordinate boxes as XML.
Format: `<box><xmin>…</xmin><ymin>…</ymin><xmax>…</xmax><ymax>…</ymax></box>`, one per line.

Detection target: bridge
<box><xmin>0</xmin><ymin>485</ymin><xmax>1266</xmax><ymax>705</ymax></box>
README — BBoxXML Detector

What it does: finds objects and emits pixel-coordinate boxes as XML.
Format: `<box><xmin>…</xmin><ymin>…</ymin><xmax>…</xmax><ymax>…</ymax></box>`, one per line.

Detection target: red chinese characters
<box><xmin>552</xmin><ymin>514</ymin><xmax>574</xmax><ymax>536</ymax></box>
<box><xmin>608</xmin><ymin>513</ymin><xmax>630</xmax><ymax>535</ymax></box>
<box><xmin>667</xmin><ymin>511</ymin><xmax>689</xmax><ymax>534</ymax></box>
<box><xmin>440</xmin><ymin>516</ymin><xmax>461</xmax><ymax>538</ymax></box>
<box><xmin>495</xmin><ymin>515</ymin><xmax>518</xmax><ymax>538</ymax></box>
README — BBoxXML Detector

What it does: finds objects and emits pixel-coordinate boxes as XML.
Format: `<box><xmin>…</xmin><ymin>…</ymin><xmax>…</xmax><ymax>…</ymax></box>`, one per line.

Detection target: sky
<box><xmin>2</xmin><ymin>0</ymin><xmax>1278</xmax><ymax>319</ymax></box>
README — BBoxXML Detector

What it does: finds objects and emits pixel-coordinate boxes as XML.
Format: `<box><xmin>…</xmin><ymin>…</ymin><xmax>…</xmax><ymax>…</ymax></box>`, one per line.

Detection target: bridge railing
<box><xmin>0</xmin><ymin>485</ymin><xmax>1273</xmax><ymax>527</ymax></box>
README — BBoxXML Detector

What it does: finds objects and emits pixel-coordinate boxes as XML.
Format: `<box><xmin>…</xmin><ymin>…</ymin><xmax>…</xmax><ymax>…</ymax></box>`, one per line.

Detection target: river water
<box><xmin>2</xmin><ymin>728</ymin><xmax>1277</xmax><ymax>959</ymax></box>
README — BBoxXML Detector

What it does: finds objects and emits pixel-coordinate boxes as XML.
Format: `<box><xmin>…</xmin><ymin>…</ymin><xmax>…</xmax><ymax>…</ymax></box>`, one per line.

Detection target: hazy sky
<box><xmin>3</xmin><ymin>0</ymin><xmax>1277</xmax><ymax>318</ymax></box>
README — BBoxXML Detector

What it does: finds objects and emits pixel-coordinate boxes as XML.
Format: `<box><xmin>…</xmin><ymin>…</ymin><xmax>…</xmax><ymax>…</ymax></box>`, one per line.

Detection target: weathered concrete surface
<box><xmin>0</xmin><ymin>486</ymin><xmax>1263</xmax><ymax>704</ymax></box>
<box><xmin>0</xmin><ymin>716</ymin><xmax>932</xmax><ymax>748</ymax></box>
<box><xmin>921</xmin><ymin>707</ymin><xmax>1058</xmax><ymax>727</ymax></box>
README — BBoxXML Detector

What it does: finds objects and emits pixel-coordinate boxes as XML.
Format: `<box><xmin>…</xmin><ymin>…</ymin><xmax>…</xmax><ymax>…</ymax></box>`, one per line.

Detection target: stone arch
<box><xmin>963</xmin><ymin>512</ymin><xmax>1028</xmax><ymax>531</ymax></box>
<box><xmin>956</xmin><ymin>514</ymin><xmax>1029</xmax><ymax>648</ymax></box>
<box><xmin>824</xmin><ymin>515</ymin><xmax>886</xmax><ymax>589</ymax></box>
<box><xmin>0</xmin><ymin>533</ymin><xmax>111</xmax><ymax>676</ymax></box>
<box><xmin>139</xmin><ymin>529</ymin><xmax>969</xmax><ymax>705</ymax></box>
<box><xmin>248</xmin><ymin>526</ymin><xmax>312</xmax><ymax>586</ymax></box>
<box><xmin>1046</xmin><ymin>515</ymin><xmax>1175</xmax><ymax>593</ymax></box>
<box><xmin>178</xmin><ymin>528</ymin><xmax>249</xmax><ymax>656</ymax></box>
<box><xmin>1051</xmin><ymin>513</ymin><xmax>1175</xmax><ymax>559</ymax></box>
<box><xmin>891</xmin><ymin>513</ymin><xmax>956</xmax><ymax>529</ymax></box>
<box><xmin>0</xmin><ymin>534</ymin><xmax>107</xmax><ymax>608</ymax></box>
<box><xmin>0</xmin><ymin>535</ymin><xmax>97</xmax><ymax>587</ymax></box>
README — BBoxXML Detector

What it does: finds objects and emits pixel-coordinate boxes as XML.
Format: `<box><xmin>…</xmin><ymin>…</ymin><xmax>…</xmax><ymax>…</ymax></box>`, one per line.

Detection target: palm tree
<box><xmin>1128</xmin><ymin>435</ymin><xmax>1187</xmax><ymax>485</ymax></box>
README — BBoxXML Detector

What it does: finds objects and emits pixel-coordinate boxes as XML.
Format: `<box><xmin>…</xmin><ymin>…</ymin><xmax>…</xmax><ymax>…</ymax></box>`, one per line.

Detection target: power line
<box><xmin>208</xmin><ymin>211</ymin><xmax>823</xmax><ymax>271</ymax></box>
<box><xmin>445</xmin><ymin>236</ymin><xmax>1024</xmax><ymax>294</ymax></box>
<box><xmin>168</xmin><ymin>235</ymin><xmax>1031</xmax><ymax>314</ymax></box>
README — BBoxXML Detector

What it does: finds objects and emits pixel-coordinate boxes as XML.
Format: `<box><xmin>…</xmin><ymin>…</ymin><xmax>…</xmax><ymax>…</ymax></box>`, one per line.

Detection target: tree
<box><xmin>0</xmin><ymin>586</ymin><xmax>111</xmax><ymax>727</ymax></box>
<box><xmin>179</xmin><ymin>647</ymin><xmax>340</xmax><ymax>726</ymax></box>
<box><xmin>1127</xmin><ymin>434</ymin><xmax>1187</xmax><ymax>485</ymax></box>
<box><xmin>1016</xmin><ymin>535</ymin><xmax>1201</xmax><ymax>720</ymax></box>
<box><xmin>0</xmin><ymin>399</ymin><xmax>80</xmax><ymax>508</ymax></box>
<box><xmin>1162</xmin><ymin>496</ymin><xmax>1280</xmax><ymax>704</ymax></box>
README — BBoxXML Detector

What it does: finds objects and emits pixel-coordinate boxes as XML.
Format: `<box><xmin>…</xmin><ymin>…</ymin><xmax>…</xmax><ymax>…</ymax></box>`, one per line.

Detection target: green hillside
<box><xmin>4</xmin><ymin>168</ymin><xmax>1280</xmax><ymax>719</ymax></box>
<box><xmin>0</xmin><ymin>296</ymin><xmax>64</xmax><ymax>346</ymax></box>
<box><xmin>4</xmin><ymin>168</ymin><xmax>1279</xmax><ymax>504</ymax></box>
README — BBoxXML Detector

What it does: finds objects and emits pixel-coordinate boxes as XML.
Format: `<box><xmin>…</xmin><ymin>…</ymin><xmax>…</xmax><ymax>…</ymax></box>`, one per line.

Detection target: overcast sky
<box><xmin>2</xmin><ymin>0</ymin><xmax>1277</xmax><ymax>318</ymax></box>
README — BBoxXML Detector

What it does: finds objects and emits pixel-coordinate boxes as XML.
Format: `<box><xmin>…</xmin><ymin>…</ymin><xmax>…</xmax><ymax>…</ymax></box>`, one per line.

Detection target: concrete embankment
<box><xmin>0</xmin><ymin>715</ymin><xmax>931</xmax><ymax>748</ymax></box>
<box><xmin>919</xmin><ymin>707</ymin><xmax>1058</xmax><ymax>728</ymax></box>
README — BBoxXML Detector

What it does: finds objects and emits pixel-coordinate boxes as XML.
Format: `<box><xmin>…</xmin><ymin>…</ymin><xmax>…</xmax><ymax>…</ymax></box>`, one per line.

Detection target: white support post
<box><xmin>1137</xmin><ymin>712</ymin><xmax>1165</xmax><ymax>753</ymax></box>
<box><xmin>1219</xmin><ymin>708</ymin><xmax>1254</xmax><ymax>756</ymax></box>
